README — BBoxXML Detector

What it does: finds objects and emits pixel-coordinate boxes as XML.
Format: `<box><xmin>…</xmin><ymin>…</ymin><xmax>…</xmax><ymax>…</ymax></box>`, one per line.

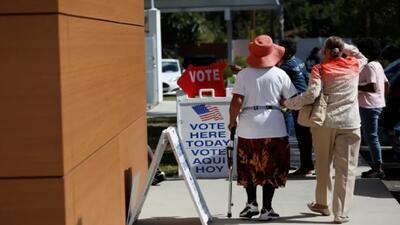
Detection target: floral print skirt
<box><xmin>236</xmin><ymin>136</ymin><xmax>290</xmax><ymax>188</ymax></box>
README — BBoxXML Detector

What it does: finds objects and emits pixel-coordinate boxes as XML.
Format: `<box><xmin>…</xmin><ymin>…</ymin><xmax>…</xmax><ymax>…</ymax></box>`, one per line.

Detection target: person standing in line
<box><xmin>279</xmin><ymin>39</ymin><xmax>315</xmax><ymax>175</ymax></box>
<box><xmin>284</xmin><ymin>36</ymin><xmax>367</xmax><ymax>224</ymax></box>
<box><xmin>228</xmin><ymin>34</ymin><xmax>297</xmax><ymax>221</ymax></box>
<box><xmin>357</xmin><ymin>38</ymin><xmax>390</xmax><ymax>179</ymax></box>
<box><xmin>305</xmin><ymin>47</ymin><xmax>321</xmax><ymax>72</ymax></box>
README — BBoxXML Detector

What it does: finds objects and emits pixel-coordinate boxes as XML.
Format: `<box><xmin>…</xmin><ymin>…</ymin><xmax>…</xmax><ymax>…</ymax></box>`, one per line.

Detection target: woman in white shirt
<box><xmin>228</xmin><ymin>35</ymin><xmax>297</xmax><ymax>221</ymax></box>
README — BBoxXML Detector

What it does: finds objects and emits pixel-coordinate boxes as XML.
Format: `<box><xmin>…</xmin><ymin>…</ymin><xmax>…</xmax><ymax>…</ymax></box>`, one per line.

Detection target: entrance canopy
<box><xmin>144</xmin><ymin>0</ymin><xmax>281</xmax><ymax>12</ymax></box>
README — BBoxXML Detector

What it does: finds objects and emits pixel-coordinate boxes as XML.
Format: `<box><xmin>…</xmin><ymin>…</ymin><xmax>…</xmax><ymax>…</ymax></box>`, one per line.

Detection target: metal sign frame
<box><xmin>132</xmin><ymin>127</ymin><xmax>212</xmax><ymax>225</ymax></box>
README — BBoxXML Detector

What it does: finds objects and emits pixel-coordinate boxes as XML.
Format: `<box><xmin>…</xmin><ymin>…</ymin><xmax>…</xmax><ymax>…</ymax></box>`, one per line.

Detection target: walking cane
<box><xmin>227</xmin><ymin>126</ymin><xmax>236</xmax><ymax>218</ymax></box>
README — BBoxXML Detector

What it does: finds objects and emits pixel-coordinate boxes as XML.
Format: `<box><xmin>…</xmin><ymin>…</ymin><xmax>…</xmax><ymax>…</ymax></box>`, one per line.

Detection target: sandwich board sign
<box><xmin>176</xmin><ymin>90</ymin><xmax>237</xmax><ymax>178</ymax></box>
<box><xmin>131</xmin><ymin>127</ymin><xmax>212</xmax><ymax>225</ymax></box>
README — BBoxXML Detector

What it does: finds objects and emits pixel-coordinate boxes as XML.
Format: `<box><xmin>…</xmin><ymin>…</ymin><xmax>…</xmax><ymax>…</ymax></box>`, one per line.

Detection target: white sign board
<box><xmin>132</xmin><ymin>127</ymin><xmax>212</xmax><ymax>225</ymax></box>
<box><xmin>177</xmin><ymin>95</ymin><xmax>236</xmax><ymax>178</ymax></box>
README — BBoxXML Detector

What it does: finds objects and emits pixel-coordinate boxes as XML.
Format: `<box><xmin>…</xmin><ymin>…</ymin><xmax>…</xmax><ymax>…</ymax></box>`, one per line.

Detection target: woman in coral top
<box><xmin>284</xmin><ymin>36</ymin><xmax>367</xmax><ymax>224</ymax></box>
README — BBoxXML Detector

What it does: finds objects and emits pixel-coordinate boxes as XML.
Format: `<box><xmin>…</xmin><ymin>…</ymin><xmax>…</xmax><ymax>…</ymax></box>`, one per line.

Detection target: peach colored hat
<box><xmin>246</xmin><ymin>35</ymin><xmax>285</xmax><ymax>68</ymax></box>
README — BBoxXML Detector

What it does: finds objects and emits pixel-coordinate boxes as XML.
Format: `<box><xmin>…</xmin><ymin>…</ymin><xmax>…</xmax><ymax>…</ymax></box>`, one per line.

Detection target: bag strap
<box><xmin>318</xmin><ymin>64</ymin><xmax>325</xmax><ymax>94</ymax></box>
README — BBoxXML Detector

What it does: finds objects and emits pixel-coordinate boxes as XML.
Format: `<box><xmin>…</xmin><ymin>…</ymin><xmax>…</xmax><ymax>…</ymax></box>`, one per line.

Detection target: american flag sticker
<box><xmin>192</xmin><ymin>104</ymin><xmax>224</xmax><ymax>121</ymax></box>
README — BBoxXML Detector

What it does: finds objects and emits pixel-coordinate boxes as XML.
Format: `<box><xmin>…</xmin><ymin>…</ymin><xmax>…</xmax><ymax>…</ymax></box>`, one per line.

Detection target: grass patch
<box><xmin>147</xmin><ymin>116</ymin><xmax>178</xmax><ymax>177</ymax></box>
<box><xmin>159</xmin><ymin>164</ymin><xmax>179</xmax><ymax>177</ymax></box>
<box><xmin>163</xmin><ymin>95</ymin><xmax>177</xmax><ymax>101</ymax></box>
<box><xmin>147</xmin><ymin>117</ymin><xmax>177</xmax><ymax>127</ymax></box>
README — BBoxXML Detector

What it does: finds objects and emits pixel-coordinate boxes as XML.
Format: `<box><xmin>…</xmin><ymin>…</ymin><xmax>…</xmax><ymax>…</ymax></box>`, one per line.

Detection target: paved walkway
<box><xmin>136</xmin><ymin>166</ymin><xmax>400</xmax><ymax>225</ymax></box>
<box><xmin>142</xmin><ymin>101</ymin><xmax>400</xmax><ymax>225</ymax></box>
<box><xmin>147</xmin><ymin>101</ymin><xmax>177</xmax><ymax>118</ymax></box>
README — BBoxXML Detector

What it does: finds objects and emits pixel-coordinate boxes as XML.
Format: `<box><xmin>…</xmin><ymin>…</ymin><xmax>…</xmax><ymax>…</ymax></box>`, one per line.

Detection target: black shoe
<box><xmin>290</xmin><ymin>168</ymin><xmax>314</xmax><ymax>176</ymax></box>
<box><xmin>361</xmin><ymin>169</ymin><xmax>374</xmax><ymax>177</ymax></box>
<box><xmin>258</xmin><ymin>208</ymin><xmax>280</xmax><ymax>221</ymax></box>
<box><xmin>151</xmin><ymin>170</ymin><xmax>166</xmax><ymax>185</ymax></box>
<box><xmin>239</xmin><ymin>202</ymin><xmax>259</xmax><ymax>218</ymax></box>
<box><xmin>361</xmin><ymin>169</ymin><xmax>385</xmax><ymax>179</ymax></box>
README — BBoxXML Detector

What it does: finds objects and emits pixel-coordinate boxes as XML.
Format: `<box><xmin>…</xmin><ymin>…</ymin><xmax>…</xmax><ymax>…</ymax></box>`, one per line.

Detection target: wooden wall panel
<box><xmin>0</xmin><ymin>0</ymin><xmax>57</xmax><ymax>13</ymax></box>
<box><xmin>65</xmin><ymin>137</ymin><xmax>125</xmax><ymax>225</ymax></box>
<box><xmin>59</xmin><ymin>15</ymin><xmax>146</xmax><ymax>174</ymax></box>
<box><xmin>0</xmin><ymin>15</ymin><xmax>63</xmax><ymax>177</ymax></box>
<box><xmin>59</xmin><ymin>0</ymin><xmax>144</xmax><ymax>25</ymax></box>
<box><xmin>119</xmin><ymin>116</ymin><xmax>148</xmax><ymax>177</ymax></box>
<box><xmin>0</xmin><ymin>0</ymin><xmax>144</xmax><ymax>25</ymax></box>
<box><xmin>0</xmin><ymin>136</ymin><xmax>127</xmax><ymax>225</ymax></box>
<box><xmin>1</xmin><ymin>1</ymin><xmax>146</xmax><ymax>225</ymax></box>
<box><xmin>0</xmin><ymin>178</ymin><xmax>65</xmax><ymax>225</ymax></box>
<box><xmin>0</xmin><ymin>14</ymin><xmax>146</xmax><ymax>177</ymax></box>
<box><xmin>119</xmin><ymin>115</ymin><xmax>148</xmax><ymax>219</ymax></box>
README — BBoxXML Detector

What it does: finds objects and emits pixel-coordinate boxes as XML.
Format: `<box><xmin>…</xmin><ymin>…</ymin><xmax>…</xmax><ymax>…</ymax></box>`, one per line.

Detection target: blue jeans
<box><xmin>284</xmin><ymin>111</ymin><xmax>295</xmax><ymax>136</ymax></box>
<box><xmin>360</xmin><ymin>107</ymin><xmax>383</xmax><ymax>164</ymax></box>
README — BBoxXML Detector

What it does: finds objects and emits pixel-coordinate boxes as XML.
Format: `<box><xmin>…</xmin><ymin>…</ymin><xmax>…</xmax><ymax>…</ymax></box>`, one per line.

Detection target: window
<box><xmin>162</xmin><ymin>62</ymin><xmax>179</xmax><ymax>72</ymax></box>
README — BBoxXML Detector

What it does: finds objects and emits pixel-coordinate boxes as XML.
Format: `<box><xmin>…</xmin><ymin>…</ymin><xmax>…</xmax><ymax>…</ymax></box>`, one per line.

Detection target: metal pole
<box><xmin>279</xmin><ymin>5</ymin><xmax>284</xmax><ymax>40</ymax></box>
<box><xmin>225</xmin><ymin>8</ymin><xmax>233</xmax><ymax>65</ymax></box>
<box><xmin>150</xmin><ymin>0</ymin><xmax>155</xmax><ymax>9</ymax></box>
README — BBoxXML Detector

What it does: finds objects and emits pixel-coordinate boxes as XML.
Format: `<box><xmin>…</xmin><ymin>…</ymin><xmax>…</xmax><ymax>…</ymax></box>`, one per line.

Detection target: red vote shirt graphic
<box><xmin>178</xmin><ymin>63</ymin><xmax>227</xmax><ymax>98</ymax></box>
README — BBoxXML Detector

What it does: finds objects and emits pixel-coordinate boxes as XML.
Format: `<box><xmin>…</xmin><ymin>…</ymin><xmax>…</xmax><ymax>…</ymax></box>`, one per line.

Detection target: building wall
<box><xmin>0</xmin><ymin>1</ymin><xmax>147</xmax><ymax>224</ymax></box>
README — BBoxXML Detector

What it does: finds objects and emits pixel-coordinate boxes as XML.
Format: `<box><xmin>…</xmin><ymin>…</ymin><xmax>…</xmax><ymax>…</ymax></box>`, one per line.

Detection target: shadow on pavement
<box><xmin>136</xmin><ymin>217</ymin><xmax>201</xmax><ymax>225</ymax></box>
<box><xmin>135</xmin><ymin>213</ymin><xmax>331</xmax><ymax>225</ymax></box>
<box><xmin>287</xmin><ymin>175</ymin><xmax>316</xmax><ymax>181</ymax></box>
<box><xmin>264</xmin><ymin>213</ymin><xmax>331</xmax><ymax>224</ymax></box>
<box><xmin>354</xmin><ymin>178</ymin><xmax>393</xmax><ymax>198</ymax></box>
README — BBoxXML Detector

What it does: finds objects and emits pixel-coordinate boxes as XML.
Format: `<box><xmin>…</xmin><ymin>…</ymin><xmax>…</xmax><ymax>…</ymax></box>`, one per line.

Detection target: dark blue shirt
<box><xmin>306</xmin><ymin>54</ymin><xmax>321</xmax><ymax>72</ymax></box>
<box><xmin>280</xmin><ymin>56</ymin><xmax>309</xmax><ymax>93</ymax></box>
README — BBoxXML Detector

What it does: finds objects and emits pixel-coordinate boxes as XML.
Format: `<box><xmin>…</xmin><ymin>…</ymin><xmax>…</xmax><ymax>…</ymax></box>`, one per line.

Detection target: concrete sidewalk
<box><xmin>137</xmin><ymin>171</ymin><xmax>400</xmax><ymax>225</ymax></box>
<box><xmin>136</xmin><ymin>143</ymin><xmax>400</xmax><ymax>225</ymax></box>
<box><xmin>147</xmin><ymin>101</ymin><xmax>177</xmax><ymax>118</ymax></box>
<box><xmin>143</xmin><ymin>101</ymin><xmax>400</xmax><ymax>224</ymax></box>
<box><xmin>136</xmin><ymin>173</ymin><xmax>400</xmax><ymax>225</ymax></box>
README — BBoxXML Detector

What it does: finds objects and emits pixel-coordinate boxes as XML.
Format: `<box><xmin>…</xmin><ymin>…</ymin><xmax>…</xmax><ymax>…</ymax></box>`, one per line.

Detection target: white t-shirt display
<box><xmin>232</xmin><ymin>66</ymin><xmax>298</xmax><ymax>138</ymax></box>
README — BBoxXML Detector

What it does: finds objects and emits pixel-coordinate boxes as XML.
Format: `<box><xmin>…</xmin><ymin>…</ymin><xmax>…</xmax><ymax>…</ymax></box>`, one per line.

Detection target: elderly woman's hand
<box><xmin>279</xmin><ymin>97</ymin><xmax>287</xmax><ymax>106</ymax></box>
<box><xmin>284</xmin><ymin>94</ymin><xmax>305</xmax><ymax>110</ymax></box>
<box><xmin>230</xmin><ymin>64</ymin><xmax>243</xmax><ymax>74</ymax></box>
<box><xmin>228</xmin><ymin>122</ymin><xmax>237</xmax><ymax>131</ymax></box>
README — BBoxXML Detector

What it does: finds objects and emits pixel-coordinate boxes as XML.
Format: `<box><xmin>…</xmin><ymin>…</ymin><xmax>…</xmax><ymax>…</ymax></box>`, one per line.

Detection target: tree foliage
<box><xmin>160</xmin><ymin>1</ymin><xmax>400</xmax><ymax>57</ymax></box>
<box><xmin>283</xmin><ymin>0</ymin><xmax>400</xmax><ymax>43</ymax></box>
<box><xmin>161</xmin><ymin>12</ymin><xmax>226</xmax><ymax>57</ymax></box>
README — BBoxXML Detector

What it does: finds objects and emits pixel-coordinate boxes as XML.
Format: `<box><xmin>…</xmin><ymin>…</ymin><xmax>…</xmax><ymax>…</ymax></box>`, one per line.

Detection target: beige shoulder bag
<box><xmin>297</xmin><ymin>66</ymin><xmax>329</xmax><ymax>127</ymax></box>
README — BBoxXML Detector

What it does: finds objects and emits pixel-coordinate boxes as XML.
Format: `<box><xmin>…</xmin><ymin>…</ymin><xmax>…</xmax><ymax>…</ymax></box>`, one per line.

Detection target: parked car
<box><xmin>161</xmin><ymin>58</ymin><xmax>182</xmax><ymax>95</ymax></box>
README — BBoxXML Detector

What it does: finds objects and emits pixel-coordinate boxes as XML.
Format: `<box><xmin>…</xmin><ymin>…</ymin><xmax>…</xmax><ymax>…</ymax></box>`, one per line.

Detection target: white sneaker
<box><xmin>239</xmin><ymin>202</ymin><xmax>259</xmax><ymax>218</ymax></box>
<box><xmin>258</xmin><ymin>208</ymin><xmax>280</xmax><ymax>221</ymax></box>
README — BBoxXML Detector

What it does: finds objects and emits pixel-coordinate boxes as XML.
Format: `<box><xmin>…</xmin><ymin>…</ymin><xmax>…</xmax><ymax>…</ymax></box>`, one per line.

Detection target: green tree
<box><xmin>283</xmin><ymin>0</ymin><xmax>400</xmax><ymax>43</ymax></box>
<box><xmin>160</xmin><ymin>1</ymin><xmax>400</xmax><ymax>58</ymax></box>
<box><xmin>161</xmin><ymin>12</ymin><xmax>226</xmax><ymax>58</ymax></box>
